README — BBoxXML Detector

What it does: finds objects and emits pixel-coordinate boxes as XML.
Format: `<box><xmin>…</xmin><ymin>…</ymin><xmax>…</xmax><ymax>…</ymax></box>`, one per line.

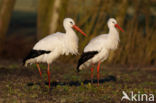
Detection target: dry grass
<box><xmin>1</xmin><ymin>0</ymin><xmax>155</xmax><ymax>66</ymax></box>
<box><xmin>58</xmin><ymin>0</ymin><xmax>156</xmax><ymax>66</ymax></box>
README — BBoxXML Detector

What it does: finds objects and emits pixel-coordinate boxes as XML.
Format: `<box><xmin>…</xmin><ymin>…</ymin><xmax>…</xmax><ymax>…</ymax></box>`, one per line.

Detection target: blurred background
<box><xmin>0</xmin><ymin>0</ymin><xmax>155</xmax><ymax>66</ymax></box>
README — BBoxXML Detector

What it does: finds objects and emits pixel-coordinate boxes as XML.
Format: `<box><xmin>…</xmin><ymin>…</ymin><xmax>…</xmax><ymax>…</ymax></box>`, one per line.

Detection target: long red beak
<box><xmin>115</xmin><ymin>24</ymin><xmax>124</xmax><ymax>32</ymax></box>
<box><xmin>72</xmin><ymin>25</ymin><xmax>87</xmax><ymax>37</ymax></box>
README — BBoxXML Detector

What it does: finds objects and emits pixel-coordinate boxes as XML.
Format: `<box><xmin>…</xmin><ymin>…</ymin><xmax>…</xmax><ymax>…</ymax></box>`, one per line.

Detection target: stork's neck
<box><xmin>108</xmin><ymin>27</ymin><xmax>119</xmax><ymax>39</ymax></box>
<box><xmin>64</xmin><ymin>26</ymin><xmax>79</xmax><ymax>55</ymax></box>
<box><xmin>107</xmin><ymin>27</ymin><xmax>120</xmax><ymax>50</ymax></box>
<box><xmin>65</xmin><ymin>27</ymin><xmax>77</xmax><ymax>38</ymax></box>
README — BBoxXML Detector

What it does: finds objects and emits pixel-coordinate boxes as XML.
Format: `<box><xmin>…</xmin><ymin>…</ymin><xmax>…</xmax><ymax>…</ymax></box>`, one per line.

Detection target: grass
<box><xmin>0</xmin><ymin>61</ymin><xmax>155</xmax><ymax>102</ymax></box>
<box><xmin>0</xmin><ymin>1</ymin><xmax>155</xmax><ymax>102</ymax></box>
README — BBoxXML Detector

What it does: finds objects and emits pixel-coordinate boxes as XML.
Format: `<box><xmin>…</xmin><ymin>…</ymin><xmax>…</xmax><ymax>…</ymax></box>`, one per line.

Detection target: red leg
<box><xmin>97</xmin><ymin>61</ymin><xmax>101</xmax><ymax>86</ymax></box>
<box><xmin>47</xmin><ymin>64</ymin><xmax>50</xmax><ymax>88</ymax></box>
<box><xmin>36</xmin><ymin>64</ymin><xmax>42</xmax><ymax>78</ymax></box>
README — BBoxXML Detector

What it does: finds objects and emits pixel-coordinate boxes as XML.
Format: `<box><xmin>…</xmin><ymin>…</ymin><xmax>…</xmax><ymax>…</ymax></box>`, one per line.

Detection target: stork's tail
<box><xmin>76</xmin><ymin>64</ymin><xmax>85</xmax><ymax>73</ymax></box>
<box><xmin>23</xmin><ymin>58</ymin><xmax>28</xmax><ymax>67</ymax></box>
<box><xmin>76</xmin><ymin>64</ymin><xmax>81</xmax><ymax>72</ymax></box>
<box><xmin>76</xmin><ymin>51</ymin><xmax>98</xmax><ymax>72</ymax></box>
<box><xmin>23</xmin><ymin>58</ymin><xmax>26</xmax><ymax>66</ymax></box>
<box><xmin>23</xmin><ymin>49</ymin><xmax>51</xmax><ymax>67</ymax></box>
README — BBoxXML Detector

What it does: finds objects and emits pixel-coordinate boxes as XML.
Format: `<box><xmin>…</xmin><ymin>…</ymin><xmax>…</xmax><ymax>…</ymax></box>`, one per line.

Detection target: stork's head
<box><xmin>63</xmin><ymin>18</ymin><xmax>87</xmax><ymax>37</ymax></box>
<box><xmin>108</xmin><ymin>18</ymin><xmax>124</xmax><ymax>32</ymax></box>
<box><xmin>63</xmin><ymin>18</ymin><xmax>75</xmax><ymax>28</ymax></box>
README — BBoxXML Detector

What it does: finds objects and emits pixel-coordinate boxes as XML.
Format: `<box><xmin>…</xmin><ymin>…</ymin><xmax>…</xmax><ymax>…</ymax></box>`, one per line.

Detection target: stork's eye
<box><xmin>112</xmin><ymin>21</ymin><xmax>115</xmax><ymax>24</ymax></box>
<box><xmin>70</xmin><ymin>21</ymin><xmax>73</xmax><ymax>24</ymax></box>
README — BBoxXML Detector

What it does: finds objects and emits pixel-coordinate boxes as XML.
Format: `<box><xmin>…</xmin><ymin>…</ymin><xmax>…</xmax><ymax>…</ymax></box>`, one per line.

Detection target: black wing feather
<box><xmin>23</xmin><ymin>49</ymin><xmax>51</xmax><ymax>65</ymax></box>
<box><xmin>76</xmin><ymin>51</ymin><xmax>98</xmax><ymax>72</ymax></box>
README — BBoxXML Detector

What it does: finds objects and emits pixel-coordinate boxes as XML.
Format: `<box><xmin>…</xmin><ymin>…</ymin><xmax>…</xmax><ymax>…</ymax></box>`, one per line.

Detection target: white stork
<box><xmin>76</xmin><ymin>18</ymin><xmax>124</xmax><ymax>86</ymax></box>
<box><xmin>23</xmin><ymin>18</ymin><xmax>87</xmax><ymax>88</ymax></box>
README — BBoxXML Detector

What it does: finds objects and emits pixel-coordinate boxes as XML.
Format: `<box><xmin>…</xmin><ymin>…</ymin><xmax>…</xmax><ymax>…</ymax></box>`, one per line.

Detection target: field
<box><xmin>0</xmin><ymin>0</ymin><xmax>155</xmax><ymax>102</ymax></box>
<box><xmin>0</xmin><ymin>60</ymin><xmax>155</xmax><ymax>103</ymax></box>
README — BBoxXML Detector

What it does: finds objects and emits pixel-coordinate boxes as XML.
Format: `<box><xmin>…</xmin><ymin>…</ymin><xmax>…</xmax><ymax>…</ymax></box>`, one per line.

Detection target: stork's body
<box><xmin>23</xmin><ymin>18</ymin><xmax>87</xmax><ymax>88</ymax></box>
<box><xmin>24</xmin><ymin>31</ymin><xmax>79</xmax><ymax>66</ymax></box>
<box><xmin>77</xmin><ymin>18</ymin><xmax>124</xmax><ymax>85</ymax></box>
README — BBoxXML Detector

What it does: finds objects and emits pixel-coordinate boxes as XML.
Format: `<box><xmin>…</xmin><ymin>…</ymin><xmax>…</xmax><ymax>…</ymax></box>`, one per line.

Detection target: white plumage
<box><xmin>24</xmin><ymin>18</ymin><xmax>86</xmax><ymax>66</ymax></box>
<box><xmin>23</xmin><ymin>18</ymin><xmax>87</xmax><ymax>88</ymax></box>
<box><xmin>77</xmin><ymin>18</ymin><xmax>124</xmax><ymax>85</ymax></box>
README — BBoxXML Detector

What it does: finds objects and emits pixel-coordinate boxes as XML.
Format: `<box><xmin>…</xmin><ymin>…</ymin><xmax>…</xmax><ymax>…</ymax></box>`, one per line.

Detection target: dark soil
<box><xmin>0</xmin><ymin>60</ymin><xmax>155</xmax><ymax>103</ymax></box>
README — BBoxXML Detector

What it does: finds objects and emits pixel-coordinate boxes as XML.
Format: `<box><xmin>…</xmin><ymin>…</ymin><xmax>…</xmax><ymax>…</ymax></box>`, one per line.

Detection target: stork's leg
<box><xmin>36</xmin><ymin>64</ymin><xmax>42</xmax><ymax>78</ymax></box>
<box><xmin>90</xmin><ymin>65</ymin><xmax>94</xmax><ymax>84</ymax></box>
<box><xmin>97</xmin><ymin>61</ymin><xmax>101</xmax><ymax>86</ymax></box>
<box><xmin>47</xmin><ymin>64</ymin><xmax>50</xmax><ymax>88</ymax></box>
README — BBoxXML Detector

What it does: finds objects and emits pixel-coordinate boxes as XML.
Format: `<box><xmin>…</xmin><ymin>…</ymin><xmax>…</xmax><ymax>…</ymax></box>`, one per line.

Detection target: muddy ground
<box><xmin>0</xmin><ymin>60</ymin><xmax>155</xmax><ymax>103</ymax></box>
